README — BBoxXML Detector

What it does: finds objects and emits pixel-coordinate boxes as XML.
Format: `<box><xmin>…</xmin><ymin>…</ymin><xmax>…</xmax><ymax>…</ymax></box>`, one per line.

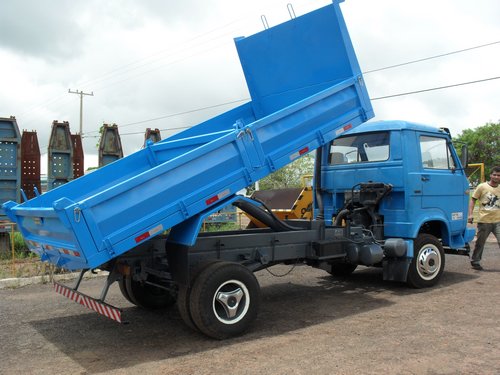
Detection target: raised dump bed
<box><xmin>3</xmin><ymin>1</ymin><xmax>373</xmax><ymax>271</ymax></box>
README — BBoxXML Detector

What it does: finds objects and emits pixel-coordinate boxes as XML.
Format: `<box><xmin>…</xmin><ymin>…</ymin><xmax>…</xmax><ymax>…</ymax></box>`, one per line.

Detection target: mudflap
<box><xmin>383</xmin><ymin>258</ymin><xmax>411</xmax><ymax>282</ymax></box>
<box><xmin>54</xmin><ymin>281</ymin><xmax>123</xmax><ymax>323</ymax></box>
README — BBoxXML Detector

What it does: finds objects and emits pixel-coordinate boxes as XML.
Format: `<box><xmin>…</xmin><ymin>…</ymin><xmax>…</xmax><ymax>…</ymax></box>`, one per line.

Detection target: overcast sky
<box><xmin>0</xmin><ymin>0</ymin><xmax>499</xmax><ymax>172</ymax></box>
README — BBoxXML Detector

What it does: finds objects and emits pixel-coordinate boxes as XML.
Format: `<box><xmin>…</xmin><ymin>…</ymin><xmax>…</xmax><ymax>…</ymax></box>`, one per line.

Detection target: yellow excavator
<box><xmin>466</xmin><ymin>163</ymin><xmax>485</xmax><ymax>187</ymax></box>
<box><xmin>246</xmin><ymin>175</ymin><xmax>313</xmax><ymax>228</ymax></box>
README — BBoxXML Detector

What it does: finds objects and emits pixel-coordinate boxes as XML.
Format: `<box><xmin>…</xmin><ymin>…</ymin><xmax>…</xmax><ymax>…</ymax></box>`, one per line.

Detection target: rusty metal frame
<box><xmin>144</xmin><ymin>128</ymin><xmax>161</xmax><ymax>147</ymax></box>
<box><xmin>21</xmin><ymin>130</ymin><xmax>41</xmax><ymax>200</ymax></box>
<box><xmin>71</xmin><ymin>133</ymin><xmax>85</xmax><ymax>179</ymax></box>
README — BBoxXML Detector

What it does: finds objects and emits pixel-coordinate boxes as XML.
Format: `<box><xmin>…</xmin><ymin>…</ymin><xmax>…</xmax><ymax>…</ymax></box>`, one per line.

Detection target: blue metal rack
<box><xmin>98</xmin><ymin>124</ymin><xmax>123</xmax><ymax>167</ymax></box>
<box><xmin>0</xmin><ymin>116</ymin><xmax>21</xmax><ymax>226</ymax></box>
<box><xmin>48</xmin><ymin>121</ymin><xmax>74</xmax><ymax>190</ymax></box>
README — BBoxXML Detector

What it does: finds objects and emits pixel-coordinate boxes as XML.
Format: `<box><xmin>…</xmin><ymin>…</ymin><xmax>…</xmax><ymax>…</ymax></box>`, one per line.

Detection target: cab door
<box><xmin>418</xmin><ymin>134</ymin><xmax>468</xmax><ymax>234</ymax></box>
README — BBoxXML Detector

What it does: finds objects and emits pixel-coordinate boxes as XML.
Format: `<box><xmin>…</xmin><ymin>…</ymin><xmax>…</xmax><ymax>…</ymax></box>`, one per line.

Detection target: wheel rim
<box><xmin>416</xmin><ymin>244</ymin><xmax>441</xmax><ymax>280</ymax></box>
<box><xmin>213</xmin><ymin>279</ymin><xmax>250</xmax><ymax>325</ymax></box>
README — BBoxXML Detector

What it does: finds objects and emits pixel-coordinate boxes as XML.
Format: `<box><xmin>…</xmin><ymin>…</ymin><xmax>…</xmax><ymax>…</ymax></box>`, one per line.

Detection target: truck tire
<box><xmin>407</xmin><ymin>234</ymin><xmax>445</xmax><ymax>288</ymax></box>
<box><xmin>177</xmin><ymin>285</ymin><xmax>198</xmax><ymax>332</ymax></box>
<box><xmin>118</xmin><ymin>277</ymin><xmax>134</xmax><ymax>304</ymax></box>
<box><xmin>189</xmin><ymin>261</ymin><xmax>260</xmax><ymax>339</ymax></box>
<box><xmin>177</xmin><ymin>260</ymin><xmax>220</xmax><ymax>333</ymax></box>
<box><xmin>328</xmin><ymin>263</ymin><xmax>357</xmax><ymax>277</ymax></box>
<box><xmin>125</xmin><ymin>275</ymin><xmax>176</xmax><ymax>309</ymax></box>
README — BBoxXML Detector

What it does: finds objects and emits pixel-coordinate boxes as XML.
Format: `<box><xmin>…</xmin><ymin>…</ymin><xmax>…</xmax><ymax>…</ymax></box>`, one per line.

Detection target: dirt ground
<box><xmin>0</xmin><ymin>238</ymin><xmax>498</xmax><ymax>375</ymax></box>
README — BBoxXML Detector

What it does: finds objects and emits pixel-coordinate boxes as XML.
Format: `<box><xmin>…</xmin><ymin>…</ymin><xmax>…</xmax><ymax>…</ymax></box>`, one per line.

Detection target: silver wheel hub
<box><xmin>417</xmin><ymin>245</ymin><xmax>441</xmax><ymax>280</ymax></box>
<box><xmin>216</xmin><ymin>288</ymin><xmax>244</xmax><ymax>319</ymax></box>
<box><xmin>213</xmin><ymin>280</ymin><xmax>250</xmax><ymax>324</ymax></box>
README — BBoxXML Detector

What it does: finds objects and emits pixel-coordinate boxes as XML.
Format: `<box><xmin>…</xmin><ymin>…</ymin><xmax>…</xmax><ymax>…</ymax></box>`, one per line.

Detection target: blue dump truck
<box><xmin>3</xmin><ymin>1</ymin><xmax>474</xmax><ymax>339</ymax></box>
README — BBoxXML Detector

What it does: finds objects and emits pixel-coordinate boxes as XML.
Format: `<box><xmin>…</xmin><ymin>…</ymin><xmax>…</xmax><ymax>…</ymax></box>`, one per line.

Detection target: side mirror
<box><xmin>460</xmin><ymin>144</ymin><xmax>469</xmax><ymax>168</ymax></box>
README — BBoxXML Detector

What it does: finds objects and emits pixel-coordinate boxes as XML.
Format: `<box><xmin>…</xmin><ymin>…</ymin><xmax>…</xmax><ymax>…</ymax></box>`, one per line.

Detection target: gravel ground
<box><xmin>0</xmin><ymin>238</ymin><xmax>498</xmax><ymax>375</ymax></box>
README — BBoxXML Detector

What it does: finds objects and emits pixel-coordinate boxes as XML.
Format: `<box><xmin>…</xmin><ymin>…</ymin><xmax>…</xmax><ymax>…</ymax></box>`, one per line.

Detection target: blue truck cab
<box><xmin>321</xmin><ymin>120</ymin><xmax>474</xmax><ymax>286</ymax></box>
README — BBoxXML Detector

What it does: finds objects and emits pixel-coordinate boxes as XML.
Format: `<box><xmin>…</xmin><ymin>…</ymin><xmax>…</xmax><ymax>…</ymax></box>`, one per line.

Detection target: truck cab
<box><xmin>321</xmin><ymin>120</ymin><xmax>474</xmax><ymax>286</ymax></box>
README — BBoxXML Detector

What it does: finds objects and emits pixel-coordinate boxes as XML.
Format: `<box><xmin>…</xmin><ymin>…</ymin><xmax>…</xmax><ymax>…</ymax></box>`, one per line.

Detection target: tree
<box><xmin>455</xmin><ymin>122</ymin><xmax>499</xmax><ymax>175</ymax></box>
<box><xmin>257</xmin><ymin>154</ymin><xmax>315</xmax><ymax>191</ymax></box>
<box><xmin>96</xmin><ymin>124</ymin><xmax>105</xmax><ymax>149</ymax></box>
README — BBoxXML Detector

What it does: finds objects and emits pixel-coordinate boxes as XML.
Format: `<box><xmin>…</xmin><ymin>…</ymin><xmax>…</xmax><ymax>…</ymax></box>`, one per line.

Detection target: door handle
<box><xmin>421</xmin><ymin>176</ymin><xmax>429</xmax><ymax>181</ymax></box>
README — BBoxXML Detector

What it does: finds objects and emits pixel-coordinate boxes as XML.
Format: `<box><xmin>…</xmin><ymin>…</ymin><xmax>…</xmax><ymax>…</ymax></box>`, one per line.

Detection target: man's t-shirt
<box><xmin>472</xmin><ymin>182</ymin><xmax>500</xmax><ymax>223</ymax></box>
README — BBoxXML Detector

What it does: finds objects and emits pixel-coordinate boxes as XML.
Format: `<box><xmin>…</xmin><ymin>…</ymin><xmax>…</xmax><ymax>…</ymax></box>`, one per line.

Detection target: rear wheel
<box><xmin>176</xmin><ymin>260</ymin><xmax>219</xmax><ymax>333</ymax></box>
<box><xmin>189</xmin><ymin>261</ymin><xmax>260</xmax><ymax>339</ymax></box>
<box><xmin>124</xmin><ymin>275</ymin><xmax>176</xmax><ymax>309</ymax></box>
<box><xmin>118</xmin><ymin>277</ymin><xmax>133</xmax><ymax>304</ymax></box>
<box><xmin>177</xmin><ymin>284</ymin><xmax>198</xmax><ymax>331</ymax></box>
<box><xmin>407</xmin><ymin>234</ymin><xmax>445</xmax><ymax>288</ymax></box>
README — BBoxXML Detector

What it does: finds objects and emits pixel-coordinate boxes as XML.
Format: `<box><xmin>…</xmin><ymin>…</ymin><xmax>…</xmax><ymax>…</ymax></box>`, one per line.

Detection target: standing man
<box><xmin>468</xmin><ymin>166</ymin><xmax>500</xmax><ymax>270</ymax></box>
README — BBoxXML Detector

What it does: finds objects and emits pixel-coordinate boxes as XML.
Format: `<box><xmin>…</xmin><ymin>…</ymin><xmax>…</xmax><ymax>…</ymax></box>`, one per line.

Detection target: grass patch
<box><xmin>0</xmin><ymin>257</ymin><xmax>67</xmax><ymax>280</ymax></box>
<box><xmin>0</xmin><ymin>231</ymin><xmax>67</xmax><ymax>279</ymax></box>
<box><xmin>202</xmin><ymin>222</ymin><xmax>240</xmax><ymax>232</ymax></box>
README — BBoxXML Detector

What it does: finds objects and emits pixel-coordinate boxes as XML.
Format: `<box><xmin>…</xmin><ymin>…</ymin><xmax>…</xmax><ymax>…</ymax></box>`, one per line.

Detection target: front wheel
<box><xmin>407</xmin><ymin>234</ymin><xmax>445</xmax><ymax>288</ymax></box>
<box><xmin>189</xmin><ymin>261</ymin><xmax>260</xmax><ymax>340</ymax></box>
<box><xmin>327</xmin><ymin>262</ymin><xmax>358</xmax><ymax>277</ymax></box>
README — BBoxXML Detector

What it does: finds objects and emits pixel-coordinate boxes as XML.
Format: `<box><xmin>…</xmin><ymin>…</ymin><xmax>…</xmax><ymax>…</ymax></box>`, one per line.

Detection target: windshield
<box><xmin>330</xmin><ymin>132</ymin><xmax>390</xmax><ymax>165</ymax></box>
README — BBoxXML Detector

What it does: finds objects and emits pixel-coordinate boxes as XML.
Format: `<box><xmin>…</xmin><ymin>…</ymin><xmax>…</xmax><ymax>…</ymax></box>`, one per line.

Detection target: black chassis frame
<box><xmin>109</xmin><ymin>220</ymin><xmax>368</xmax><ymax>289</ymax></box>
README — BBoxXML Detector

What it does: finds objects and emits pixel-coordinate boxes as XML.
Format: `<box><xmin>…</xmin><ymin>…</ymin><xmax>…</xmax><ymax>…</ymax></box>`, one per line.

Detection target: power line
<box><xmin>17</xmin><ymin>18</ymin><xmax>250</xmax><ymax>125</ymax></box>
<box><xmin>20</xmin><ymin>35</ymin><xmax>500</xmax><ymax>132</ymax></box>
<box><xmin>82</xmin><ymin>125</ymin><xmax>191</xmax><ymax>138</ymax></box>
<box><xmin>21</xmin><ymin>32</ymin><xmax>500</xmax><ymax>128</ymax></box>
<box><xmin>80</xmin><ymin>41</ymin><xmax>499</xmax><ymax>134</ymax></box>
<box><xmin>371</xmin><ymin>75</ymin><xmax>500</xmax><ymax>100</ymax></box>
<box><xmin>363</xmin><ymin>40</ymin><xmax>500</xmax><ymax>74</ymax></box>
<box><xmin>81</xmin><ymin>74</ymin><xmax>500</xmax><ymax>137</ymax></box>
<box><xmin>82</xmin><ymin>98</ymin><xmax>248</xmax><ymax>135</ymax></box>
<box><xmin>89</xmin><ymin>40</ymin><xmax>231</xmax><ymax>95</ymax></box>
<box><xmin>70</xmin><ymin>18</ymin><xmax>247</xmax><ymax>92</ymax></box>
<box><xmin>77</xmin><ymin>25</ymin><xmax>243</xmax><ymax>94</ymax></box>
<box><xmin>27</xmin><ymin>38</ymin><xmax>500</xmax><ymax>138</ymax></box>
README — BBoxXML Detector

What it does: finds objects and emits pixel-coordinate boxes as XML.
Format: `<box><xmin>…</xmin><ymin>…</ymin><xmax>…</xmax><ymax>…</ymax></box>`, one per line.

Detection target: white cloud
<box><xmin>0</xmin><ymin>0</ymin><xmax>498</xmax><ymax>169</ymax></box>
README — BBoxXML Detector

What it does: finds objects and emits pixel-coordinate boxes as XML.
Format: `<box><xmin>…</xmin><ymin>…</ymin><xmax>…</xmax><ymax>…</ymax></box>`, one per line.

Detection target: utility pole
<box><xmin>68</xmin><ymin>89</ymin><xmax>94</xmax><ymax>134</ymax></box>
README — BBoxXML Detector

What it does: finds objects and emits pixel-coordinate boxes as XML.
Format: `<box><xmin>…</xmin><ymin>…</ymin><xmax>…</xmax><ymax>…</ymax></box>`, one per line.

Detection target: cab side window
<box><xmin>420</xmin><ymin>136</ymin><xmax>456</xmax><ymax>170</ymax></box>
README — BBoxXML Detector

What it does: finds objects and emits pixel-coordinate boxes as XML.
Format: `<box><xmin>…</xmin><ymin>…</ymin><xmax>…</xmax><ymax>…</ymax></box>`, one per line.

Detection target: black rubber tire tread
<box><xmin>328</xmin><ymin>263</ymin><xmax>358</xmax><ymax>277</ymax></box>
<box><xmin>407</xmin><ymin>234</ymin><xmax>445</xmax><ymax>289</ymax></box>
<box><xmin>125</xmin><ymin>275</ymin><xmax>176</xmax><ymax>309</ymax></box>
<box><xmin>176</xmin><ymin>260</ymin><xmax>220</xmax><ymax>333</ymax></box>
<box><xmin>177</xmin><ymin>284</ymin><xmax>198</xmax><ymax>332</ymax></box>
<box><xmin>189</xmin><ymin>261</ymin><xmax>260</xmax><ymax>340</ymax></box>
<box><xmin>118</xmin><ymin>277</ymin><xmax>134</xmax><ymax>304</ymax></box>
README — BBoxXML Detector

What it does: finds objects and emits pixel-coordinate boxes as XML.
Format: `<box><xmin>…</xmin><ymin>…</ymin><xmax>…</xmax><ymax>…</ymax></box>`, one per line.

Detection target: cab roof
<box><xmin>344</xmin><ymin>120</ymin><xmax>449</xmax><ymax>135</ymax></box>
